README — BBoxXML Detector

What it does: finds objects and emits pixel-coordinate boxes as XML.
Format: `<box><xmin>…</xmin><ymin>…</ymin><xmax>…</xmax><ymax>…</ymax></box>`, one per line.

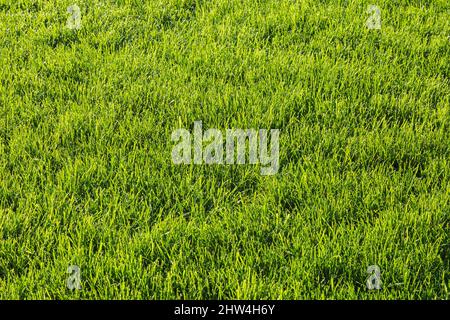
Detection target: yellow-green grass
<box><xmin>0</xmin><ymin>0</ymin><xmax>449</xmax><ymax>299</ymax></box>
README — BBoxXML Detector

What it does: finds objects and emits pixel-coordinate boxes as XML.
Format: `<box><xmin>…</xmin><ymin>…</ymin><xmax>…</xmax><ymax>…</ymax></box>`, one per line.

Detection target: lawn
<box><xmin>0</xmin><ymin>0</ymin><xmax>449</xmax><ymax>299</ymax></box>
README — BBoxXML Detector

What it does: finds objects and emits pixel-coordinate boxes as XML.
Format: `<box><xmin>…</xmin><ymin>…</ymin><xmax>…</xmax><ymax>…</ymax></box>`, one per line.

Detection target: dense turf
<box><xmin>0</xmin><ymin>0</ymin><xmax>449</xmax><ymax>299</ymax></box>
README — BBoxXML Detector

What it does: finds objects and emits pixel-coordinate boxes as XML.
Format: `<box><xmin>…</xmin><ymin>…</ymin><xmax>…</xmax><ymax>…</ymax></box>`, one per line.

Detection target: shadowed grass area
<box><xmin>0</xmin><ymin>0</ymin><xmax>449</xmax><ymax>299</ymax></box>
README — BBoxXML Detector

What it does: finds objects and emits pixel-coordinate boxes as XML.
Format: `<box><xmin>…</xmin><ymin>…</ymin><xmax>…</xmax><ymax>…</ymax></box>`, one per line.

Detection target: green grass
<box><xmin>0</xmin><ymin>0</ymin><xmax>449</xmax><ymax>299</ymax></box>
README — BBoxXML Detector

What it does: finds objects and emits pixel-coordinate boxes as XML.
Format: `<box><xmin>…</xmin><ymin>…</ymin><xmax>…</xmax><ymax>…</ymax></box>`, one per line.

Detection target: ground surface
<box><xmin>0</xmin><ymin>0</ymin><xmax>449</xmax><ymax>299</ymax></box>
